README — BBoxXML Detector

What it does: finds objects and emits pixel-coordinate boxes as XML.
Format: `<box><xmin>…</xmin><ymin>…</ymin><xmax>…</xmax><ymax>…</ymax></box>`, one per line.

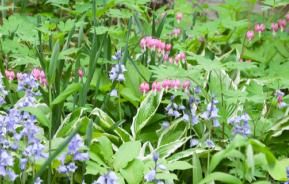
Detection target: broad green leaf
<box><xmin>268</xmin><ymin>158</ymin><xmax>289</xmax><ymax>181</ymax></box>
<box><xmin>120</xmin><ymin>159</ymin><xmax>144</xmax><ymax>184</ymax></box>
<box><xmin>48</xmin><ymin>41</ymin><xmax>60</xmax><ymax>85</ymax></box>
<box><xmin>55</xmin><ymin>108</ymin><xmax>84</xmax><ymax>137</ymax></box>
<box><xmin>199</xmin><ymin>172</ymin><xmax>242</xmax><ymax>184</ymax></box>
<box><xmin>85</xmin><ymin>160</ymin><xmax>107</xmax><ymax>175</ymax></box>
<box><xmin>193</xmin><ymin>153</ymin><xmax>203</xmax><ymax>184</ymax></box>
<box><xmin>52</xmin><ymin>83</ymin><xmax>81</xmax><ymax>106</ymax></box>
<box><xmin>91</xmin><ymin>107</ymin><xmax>132</xmax><ymax>142</ymax></box>
<box><xmin>166</xmin><ymin>161</ymin><xmax>192</xmax><ymax>170</ymax></box>
<box><xmin>157</xmin><ymin>137</ymin><xmax>190</xmax><ymax>158</ymax></box>
<box><xmin>91</xmin><ymin>136</ymin><xmax>113</xmax><ymax>164</ymax></box>
<box><xmin>157</xmin><ymin>118</ymin><xmax>187</xmax><ymax>146</ymax></box>
<box><xmin>113</xmin><ymin>141</ymin><xmax>141</xmax><ymax>171</ymax></box>
<box><xmin>131</xmin><ymin>91</ymin><xmax>163</xmax><ymax>138</ymax></box>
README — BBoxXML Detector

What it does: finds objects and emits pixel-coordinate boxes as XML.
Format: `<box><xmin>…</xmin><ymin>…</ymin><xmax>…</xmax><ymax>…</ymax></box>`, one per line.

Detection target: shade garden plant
<box><xmin>1</xmin><ymin>0</ymin><xmax>289</xmax><ymax>183</ymax></box>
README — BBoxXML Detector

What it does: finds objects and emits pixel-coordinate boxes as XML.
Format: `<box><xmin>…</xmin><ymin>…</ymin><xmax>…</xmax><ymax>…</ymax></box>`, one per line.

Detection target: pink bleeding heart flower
<box><xmin>182</xmin><ymin>80</ymin><xmax>191</xmax><ymax>91</ymax></box>
<box><xmin>5</xmin><ymin>70</ymin><xmax>15</xmax><ymax>81</ymax></box>
<box><xmin>32</xmin><ymin>68</ymin><xmax>42</xmax><ymax>81</ymax></box>
<box><xmin>172</xmin><ymin>28</ymin><xmax>181</xmax><ymax>37</ymax></box>
<box><xmin>171</xmin><ymin>80</ymin><xmax>180</xmax><ymax>90</ymax></box>
<box><xmin>152</xmin><ymin>81</ymin><xmax>162</xmax><ymax>92</ymax></box>
<box><xmin>179</xmin><ymin>52</ymin><xmax>186</xmax><ymax>63</ymax></box>
<box><xmin>17</xmin><ymin>72</ymin><xmax>24</xmax><ymax>80</ymax></box>
<box><xmin>78</xmin><ymin>69</ymin><xmax>84</xmax><ymax>78</ymax></box>
<box><xmin>271</xmin><ymin>23</ymin><xmax>279</xmax><ymax>36</ymax></box>
<box><xmin>139</xmin><ymin>82</ymin><xmax>150</xmax><ymax>94</ymax></box>
<box><xmin>176</xmin><ymin>12</ymin><xmax>183</xmax><ymax>23</ymax></box>
<box><xmin>246</xmin><ymin>30</ymin><xmax>254</xmax><ymax>41</ymax></box>
<box><xmin>162</xmin><ymin>80</ymin><xmax>171</xmax><ymax>91</ymax></box>
<box><xmin>278</xmin><ymin>19</ymin><xmax>286</xmax><ymax>32</ymax></box>
<box><xmin>165</xmin><ymin>44</ymin><xmax>172</xmax><ymax>52</ymax></box>
<box><xmin>254</xmin><ymin>24</ymin><xmax>265</xmax><ymax>37</ymax></box>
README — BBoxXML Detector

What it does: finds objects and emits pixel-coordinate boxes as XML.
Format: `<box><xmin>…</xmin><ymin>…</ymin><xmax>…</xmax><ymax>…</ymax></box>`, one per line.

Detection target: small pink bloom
<box><xmin>162</xmin><ymin>80</ymin><xmax>171</xmax><ymax>90</ymax></box>
<box><xmin>32</xmin><ymin>68</ymin><xmax>41</xmax><ymax>80</ymax></box>
<box><xmin>179</xmin><ymin>52</ymin><xmax>186</xmax><ymax>63</ymax></box>
<box><xmin>182</xmin><ymin>80</ymin><xmax>191</xmax><ymax>90</ymax></box>
<box><xmin>176</xmin><ymin>12</ymin><xmax>183</xmax><ymax>23</ymax></box>
<box><xmin>171</xmin><ymin>80</ymin><xmax>180</xmax><ymax>90</ymax></box>
<box><xmin>175</xmin><ymin>55</ymin><xmax>180</xmax><ymax>64</ymax></box>
<box><xmin>165</xmin><ymin>44</ymin><xmax>172</xmax><ymax>52</ymax></box>
<box><xmin>246</xmin><ymin>59</ymin><xmax>251</xmax><ymax>63</ymax></box>
<box><xmin>172</xmin><ymin>28</ymin><xmax>181</xmax><ymax>37</ymax></box>
<box><xmin>163</xmin><ymin>54</ymin><xmax>169</xmax><ymax>62</ymax></box>
<box><xmin>246</xmin><ymin>30</ymin><xmax>254</xmax><ymax>41</ymax></box>
<box><xmin>278</xmin><ymin>19</ymin><xmax>286</xmax><ymax>31</ymax></box>
<box><xmin>17</xmin><ymin>72</ymin><xmax>24</xmax><ymax>80</ymax></box>
<box><xmin>5</xmin><ymin>70</ymin><xmax>15</xmax><ymax>81</ymax></box>
<box><xmin>271</xmin><ymin>23</ymin><xmax>279</xmax><ymax>36</ymax></box>
<box><xmin>140</xmin><ymin>38</ymin><xmax>147</xmax><ymax>50</ymax></box>
<box><xmin>139</xmin><ymin>82</ymin><xmax>150</xmax><ymax>94</ymax></box>
<box><xmin>78</xmin><ymin>69</ymin><xmax>84</xmax><ymax>78</ymax></box>
<box><xmin>254</xmin><ymin>23</ymin><xmax>265</xmax><ymax>33</ymax></box>
<box><xmin>40</xmin><ymin>77</ymin><xmax>48</xmax><ymax>86</ymax></box>
<box><xmin>152</xmin><ymin>81</ymin><xmax>162</xmax><ymax>92</ymax></box>
<box><xmin>169</xmin><ymin>57</ymin><xmax>174</xmax><ymax>64</ymax></box>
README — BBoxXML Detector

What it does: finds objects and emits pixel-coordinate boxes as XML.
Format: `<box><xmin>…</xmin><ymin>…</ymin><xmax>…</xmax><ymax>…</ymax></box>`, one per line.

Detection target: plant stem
<box><xmin>118</xmin><ymin>82</ymin><xmax>122</xmax><ymax>120</ymax></box>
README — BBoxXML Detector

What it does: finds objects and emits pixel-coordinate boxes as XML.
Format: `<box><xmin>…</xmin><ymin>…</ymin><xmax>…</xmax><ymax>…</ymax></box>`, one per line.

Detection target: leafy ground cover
<box><xmin>0</xmin><ymin>0</ymin><xmax>289</xmax><ymax>183</ymax></box>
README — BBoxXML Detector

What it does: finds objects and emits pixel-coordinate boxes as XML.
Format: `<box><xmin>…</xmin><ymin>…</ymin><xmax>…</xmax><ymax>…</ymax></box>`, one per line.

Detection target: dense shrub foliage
<box><xmin>0</xmin><ymin>0</ymin><xmax>289</xmax><ymax>183</ymax></box>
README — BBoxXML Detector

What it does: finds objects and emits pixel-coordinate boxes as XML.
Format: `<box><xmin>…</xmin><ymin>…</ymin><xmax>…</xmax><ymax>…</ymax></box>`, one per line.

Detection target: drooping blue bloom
<box><xmin>165</xmin><ymin>96</ymin><xmax>182</xmax><ymax>118</ymax></box>
<box><xmin>190</xmin><ymin>138</ymin><xmax>199</xmax><ymax>147</ymax></box>
<box><xmin>144</xmin><ymin>169</ymin><xmax>156</xmax><ymax>182</ymax></box>
<box><xmin>94</xmin><ymin>171</ymin><xmax>118</xmax><ymax>184</ymax></box>
<box><xmin>153</xmin><ymin>152</ymin><xmax>159</xmax><ymax>162</ymax></box>
<box><xmin>201</xmin><ymin>97</ymin><xmax>219</xmax><ymax>127</ymax></box>
<box><xmin>205</xmin><ymin>139</ymin><xmax>215</xmax><ymax>149</ymax></box>
<box><xmin>112</xmin><ymin>50</ymin><xmax>122</xmax><ymax>61</ymax></box>
<box><xmin>228</xmin><ymin>113</ymin><xmax>251</xmax><ymax>136</ymax></box>
<box><xmin>57</xmin><ymin>134</ymin><xmax>88</xmax><ymax>174</ymax></box>
<box><xmin>34</xmin><ymin>177</ymin><xmax>43</xmax><ymax>184</ymax></box>
<box><xmin>161</xmin><ymin>121</ymin><xmax>170</xmax><ymax>129</ymax></box>
<box><xmin>109</xmin><ymin>63</ymin><xmax>126</xmax><ymax>82</ymax></box>
<box><xmin>0</xmin><ymin>74</ymin><xmax>8</xmax><ymax>105</ymax></box>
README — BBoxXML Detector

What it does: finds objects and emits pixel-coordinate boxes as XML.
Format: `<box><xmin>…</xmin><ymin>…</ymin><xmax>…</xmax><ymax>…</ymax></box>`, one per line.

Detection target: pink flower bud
<box><xmin>152</xmin><ymin>81</ymin><xmax>162</xmax><ymax>92</ymax></box>
<box><xmin>172</xmin><ymin>28</ymin><xmax>181</xmax><ymax>37</ymax></box>
<box><xmin>140</xmin><ymin>38</ymin><xmax>147</xmax><ymax>50</ymax></box>
<box><xmin>163</xmin><ymin>54</ymin><xmax>169</xmax><ymax>62</ymax></box>
<box><xmin>182</xmin><ymin>80</ymin><xmax>191</xmax><ymax>90</ymax></box>
<box><xmin>246</xmin><ymin>30</ymin><xmax>254</xmax><ymax>41</ymax></box>
<box><xmin>176</xmin><ymin>12</ymin><xmax>183</xmax><ymax>23</ymax></box>
<box><xmin>278</xmin><ymin>19</ymin><xmax>286</xmax><ymax>31</ymax></box>
<box><xmin>179</xmin><ymin>52</ymin><xmax>186</xmax><ymax>62</ymax></box>
<box><xmin>5</xmin><ymin>70</ymin><xmax>15</xmax><ymax>81</ymax></box>
<box><xmin>171</xmin><ymin>80</ymin><xmax>180</xmax><ymax>90</ymax></box>
<box><xmin>162</xmin><ymin>80</ymin><xmax>171</xmax><ymax>90</ymax></box>
<box><xmin>165</xmin><ymin>44</ymin><xmax>172</xmax><ymax>52</ymax></box>
<box><xmin>271</xmin><ymin>23</ymin><xmax>279</xmax><ymax>35</ymax></box>
<box><xmin>78</xmin><ymin>69</ymin><xmax>84</xmax><ymax>78</ymax></box>
<box><xmin>175</xmin><ymin>55</ymin><xmax>180</xmax><ymax>64</ymax></box>
<box><xmin>17</xmin><ymin>72</ymin><xmax>24</xmax><ymax>80</ymax></box>
<box><xmin>32</xmin><ymin>68</ymin><xmax>41</xmax><ymax>80</ymax></box>
<box><xmin>139</xmin><ymin>82</ymin><xmax>150</xmax><ymax>94</ymax></box>
<box><xmin>254</xmin><ymin>24</ymin><xmax>265</xmax><ymax>33</ymax></box>
<box><xmin>169</xmin><ymin>57</ymin><xmax>174</xmax><ymax>64</ymax></box>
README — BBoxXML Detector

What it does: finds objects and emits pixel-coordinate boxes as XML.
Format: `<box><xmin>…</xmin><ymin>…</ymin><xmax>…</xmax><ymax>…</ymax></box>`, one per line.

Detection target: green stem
<box><xmin>70</xmin><ymin>173</ymin><xmax>74</xmax><ymax>184</ymax></box>
<box><xmin>118</xmin><ymin>82</ymin><xmax>122</xmax><ymax>120</ymax></box>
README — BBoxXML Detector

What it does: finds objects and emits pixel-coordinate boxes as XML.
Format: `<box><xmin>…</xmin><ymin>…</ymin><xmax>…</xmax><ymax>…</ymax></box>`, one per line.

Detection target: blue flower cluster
<box><xmin>165</xmin><ymin>96</ymin><xmax>184</xmax><ymax>118</ymax></box>
<box><xmin>93</xmin><ymin>171</ymin><xmax>118</xmax><ymax>184</ymax></box>
<box><xmin>144</xmin><ymin>152</ymin><xmax>166</xmax><ymax>184</ymax></box>
<box><xmin>0</xmin><ymin>73</ymin><xmax>46</xmax><ymax>183</ymax></box>
<box><xmin>201</xmin><ymin>97</ymin><xmax>220</xmax><ymax>127</ymax></box>
<box><xmin>57</xmin><ymin>134</ymin><xmax>89</xmax><ymax>174</ymax></box>
<box><xmin>109</xmin><ymin>63</ymin><xmax>126</xmax><ymax>82</ymax></box>
<box><xmin>0</xmin><ymin>74</ymin><xmax>8</xmax><ymax>105</ymax></box>
<box><xmin>228</xmin><ymin>113</ymin><xmax>251</xmax><ymax>136</ymax></box>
